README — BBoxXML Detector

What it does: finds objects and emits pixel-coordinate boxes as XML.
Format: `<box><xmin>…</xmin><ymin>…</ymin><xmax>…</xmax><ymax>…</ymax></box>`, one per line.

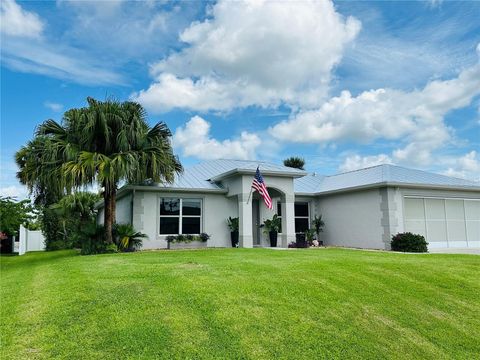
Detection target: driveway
<box><xmin>429</xmin><ymin>248</ymin><xmax>480</xmax><ymax>255</ymax></box>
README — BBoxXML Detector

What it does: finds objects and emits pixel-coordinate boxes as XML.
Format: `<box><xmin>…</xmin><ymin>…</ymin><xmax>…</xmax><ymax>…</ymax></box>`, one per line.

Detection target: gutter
<box><xmin>210</xmin><ymin>168</ymin><xmax>307</xmax><ymax>181</ymax></box>
<box><xmin>303</xmin><ymin>181</ymin><xmax>480</xmax><ymax>197</ymax></box>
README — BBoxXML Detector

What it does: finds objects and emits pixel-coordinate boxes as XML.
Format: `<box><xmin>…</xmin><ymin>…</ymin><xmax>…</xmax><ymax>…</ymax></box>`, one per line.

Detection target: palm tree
<box><xmin>283</xmin><ymin>156</ymin><xmax>305</xmax><ymax>170</ymax></box>
<box><xmin>16</xmin><ymin>97</ymin><xmax>182</xmax><ymax>244</ymax></box>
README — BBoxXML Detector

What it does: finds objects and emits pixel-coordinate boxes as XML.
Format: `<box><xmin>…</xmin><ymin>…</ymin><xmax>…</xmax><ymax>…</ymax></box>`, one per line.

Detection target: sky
<box><xmin>1</xmin><ymin>0</ymin><xmax>479</xmax><ymax>199</ymax></box>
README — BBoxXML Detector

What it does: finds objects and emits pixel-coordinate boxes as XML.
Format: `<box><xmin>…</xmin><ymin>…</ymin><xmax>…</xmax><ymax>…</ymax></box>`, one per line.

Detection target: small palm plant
<box><xmin>312</xmin><ymin>215</ymin><xmax>325</xmax><ymax>244</ymax></box>
<box><xmin>114</xmin><ymin>224</ymin><xmax>147</xmax><ymax>252</ymax></box>
<box><xmin>263</xmin><ymin>214</ymin><xmax>281</xmax><ymax>247</ymax></box>
<box><xmin>227</xmin><ymin>217</ymin><xmax>239</xmax><ymax>248</ymax></box>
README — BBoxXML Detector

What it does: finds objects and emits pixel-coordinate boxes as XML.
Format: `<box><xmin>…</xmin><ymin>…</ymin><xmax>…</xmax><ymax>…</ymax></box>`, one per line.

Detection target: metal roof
<box><xmin>147</xmin><ymin>160</ymin><xmax>479</xmax><ymax>193</ymax></box>
<box><xmin>295</xmin><ymin>164</ymin><xmax>480</xmax><ymax>194</ymax></box>
<box><xmin>151</xmin><ymin>159</ymin><xmax>305</xmax><ymax>191</ymax></box>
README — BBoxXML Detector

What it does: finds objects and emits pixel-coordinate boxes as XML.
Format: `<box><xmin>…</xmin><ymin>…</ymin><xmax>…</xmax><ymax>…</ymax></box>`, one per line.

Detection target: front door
<box><xmin>252</xmin><ymin>199</ymin><xmax>260</xmax><ymax>245</ymax></box>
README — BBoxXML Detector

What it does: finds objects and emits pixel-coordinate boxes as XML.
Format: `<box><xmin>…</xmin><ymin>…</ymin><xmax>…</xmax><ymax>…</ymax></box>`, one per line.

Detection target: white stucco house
<box><xmin>97</xmin><ymin>159</ymin><xmax>480</xmax><ymax>251</ymax></box>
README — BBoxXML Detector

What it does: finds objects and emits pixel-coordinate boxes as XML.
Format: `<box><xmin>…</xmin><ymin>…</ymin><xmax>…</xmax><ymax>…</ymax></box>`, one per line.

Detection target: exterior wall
<box><xmin>97</xmin><ymin>194</ymin><xmax>132</xmax><ymax>225</ymax></box>
<box><xmin>316</xmin><ymin>189</ymin><xmax>385</xmax><ymax>249</ymax></box>
<box><xmin>133</xmin><ymin>191</ymin><xmax>237</xmax><ymax>250</ymax></box>
<box><xmin>116</xmin><ymin>194</ymin><xmax>132</xmax><ymax>225</ymax></box>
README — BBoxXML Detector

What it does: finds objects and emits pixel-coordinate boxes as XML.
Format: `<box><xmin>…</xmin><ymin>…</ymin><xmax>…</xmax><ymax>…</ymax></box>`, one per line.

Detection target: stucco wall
<box><xmin>317</xmin><ymin>189</ymin><xmax>385</xmax><ymax>249</ymax></box>
<box><xmin>133</xmin><ymin>190</ymin><xmax>237</xmax><ymax>250</ymax></box>
<box><xmin>116</xmin><ymin>194</ymin><xmax>132</xmax><ymax>225</ymax></box>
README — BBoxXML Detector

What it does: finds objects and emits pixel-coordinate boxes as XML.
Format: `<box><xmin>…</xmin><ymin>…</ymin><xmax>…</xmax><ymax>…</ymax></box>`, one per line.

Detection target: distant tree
<box><xmin>50</xmin><ymin>192</ymin><xmax>101</xmax><ymax>249</ymax></box>
<box><xmin>16</xmin><ymin>97</ymin><xmax>183</xmax><ymax>245</ymax></box>
<box><xmin>283</xmin><ymin>157</ymin><xmax>305</xmax><ymax>170</ymax></box>
<box><xmin>0</xmin><ymin>197</ymin><xmax>38</xmax><ymax>236</ymax></box>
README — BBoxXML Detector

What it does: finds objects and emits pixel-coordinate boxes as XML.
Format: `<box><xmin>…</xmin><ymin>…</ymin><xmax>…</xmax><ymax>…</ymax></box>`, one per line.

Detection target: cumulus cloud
<box><xmin>271</xmin><ymin>62</ymin><xmax>480</xmax><ymax>166</ymax></box>
<box><xmin>0</xmin><ymin>0</ymin><xmax>44</xmax><ymax>38</ymax></box>
<box><xmin>339</xmin><ymin>154</ymin><xmax>393</xmax><ymax>172</ymax></box>
<box><xmin>133</xmin><ymin>0</ymin><xmax>360</xmax><ymax>112</ymax></box>
<box><xmin>443</xmin><ymin>151</ymin><xmax>480</xmax><ymax>181</ymax></box>
<box><xmin>173</xmin><ymin>116</ymin><xmax>261</xmax><ymax>160</ymax></box>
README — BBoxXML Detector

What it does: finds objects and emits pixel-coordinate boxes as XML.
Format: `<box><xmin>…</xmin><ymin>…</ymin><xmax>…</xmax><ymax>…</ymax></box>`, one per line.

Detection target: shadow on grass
<box><xmin>0</xmin><ymin>249</ymin><xmax>79</xmax><ymax>270</ymax></box>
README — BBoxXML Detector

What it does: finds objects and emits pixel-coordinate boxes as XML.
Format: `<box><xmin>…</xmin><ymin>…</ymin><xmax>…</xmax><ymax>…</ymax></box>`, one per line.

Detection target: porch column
<box><xmin>238</xmin><ymin>193</ymin><xmax>253</xmax><ymax>248</ymax></box>
<box><xmin>281</xmin><ymin>195</ymin><xmax>295</xmax><ymax>247</ymax></box>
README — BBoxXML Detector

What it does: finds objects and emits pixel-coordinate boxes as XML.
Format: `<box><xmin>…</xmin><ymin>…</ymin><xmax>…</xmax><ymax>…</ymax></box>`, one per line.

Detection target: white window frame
<box><xmin>159</xmin><ymin>198</ymin><xmax>203</xmax><ymax>235</ymax></box>
<box><xmin>276</xmin><ymin>200</ymin><xmax>283</xmax><ymax>234</ymax></box>
<box><xmin>294</xmin><ymin>201</ymin><xmax>310</xmax><ymax>233</ymax></box>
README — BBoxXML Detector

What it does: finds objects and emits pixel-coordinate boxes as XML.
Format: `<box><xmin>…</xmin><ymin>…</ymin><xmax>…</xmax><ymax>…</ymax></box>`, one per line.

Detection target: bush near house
<box><xmin>391</xmin><ymin>232</ymin><xmax>428</xmax><ymax>253</ymax></box>
<box><xmin>166</xmin><ymin>233</ymin><xmax>210</xmax><ymax>244</ymax></box>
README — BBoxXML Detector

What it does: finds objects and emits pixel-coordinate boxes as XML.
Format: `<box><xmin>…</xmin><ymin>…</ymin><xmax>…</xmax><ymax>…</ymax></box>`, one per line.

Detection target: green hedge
<box><xmin>391</xmin><ymin>232</ymin><xmax>428</xmax><ymax>253</ymax></box>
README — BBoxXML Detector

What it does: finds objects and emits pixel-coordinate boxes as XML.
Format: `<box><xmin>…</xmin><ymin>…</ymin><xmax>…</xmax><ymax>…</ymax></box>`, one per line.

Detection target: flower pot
<box><xmin>230</xmin><ymin>231</ymin><xmax>239</xmax><ymax>248</ymax></box>
<box><xmin>296</xmin><ymin>233</ymin><xmax>307</xmax><ymax>248</ymax></box>
<box><xmin>269</xmin><ymin>231</ymin><xmax>278</xmax><ymax>247</ymax></box>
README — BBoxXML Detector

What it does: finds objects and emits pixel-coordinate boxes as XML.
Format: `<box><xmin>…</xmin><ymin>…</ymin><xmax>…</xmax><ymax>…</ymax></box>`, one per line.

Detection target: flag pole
<box><xmin>246</xmin><ymin>166</ymin><xmax>258</xmax><ymax>205</ymax></box>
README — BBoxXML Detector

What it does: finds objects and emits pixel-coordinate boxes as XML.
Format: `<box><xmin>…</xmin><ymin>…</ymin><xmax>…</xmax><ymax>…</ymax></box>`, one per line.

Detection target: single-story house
<box><xmin>97</xmin><ymin>159</ymin><xmax>480</xmax><ymax>251</ymax></box>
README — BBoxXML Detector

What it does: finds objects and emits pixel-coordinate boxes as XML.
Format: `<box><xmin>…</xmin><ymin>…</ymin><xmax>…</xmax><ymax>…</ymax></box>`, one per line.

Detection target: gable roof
<box><xmin>152</xmin><ymin>159</ymin><xmax>306</xmax><ymax>191</ymax></box>
<box><xmin>295</xmin><ymin>164</ymin><xmax>480</xmax><ymax>194</ymax></box>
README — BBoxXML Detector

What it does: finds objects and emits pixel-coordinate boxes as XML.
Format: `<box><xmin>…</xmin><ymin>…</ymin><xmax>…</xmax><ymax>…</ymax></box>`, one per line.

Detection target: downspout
<box><xmin>130</xmin><ymin>188</ymin><xmax>135</xmax><ymax>225</ymax></box>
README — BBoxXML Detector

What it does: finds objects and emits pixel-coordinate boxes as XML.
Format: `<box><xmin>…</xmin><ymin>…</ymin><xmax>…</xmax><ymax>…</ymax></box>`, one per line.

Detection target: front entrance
<box><xmin>252</xmin><ymin>199</ymin><xmax>261</xmax><ymax>246</ymax></box>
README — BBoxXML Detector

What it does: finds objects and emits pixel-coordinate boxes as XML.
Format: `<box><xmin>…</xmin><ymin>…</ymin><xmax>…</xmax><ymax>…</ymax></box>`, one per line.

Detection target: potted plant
<box><xmin>305</xmin><ymin>228</ymin><xmax>316</xmax><ymax>247</ymax></box>
<box><xmin>227</xmin><ymin>217</ymin><xmax>239</xmax><ymax>248</ymax></box>
<box><xmin>312</xmin><ymin>215</ymin><xmax>325</xmax><ymax>246</ymax></box>
<box><xmin>263</xmin><ymin>214</ymin><xmax>281</xmax><ymax>247</ymax></box>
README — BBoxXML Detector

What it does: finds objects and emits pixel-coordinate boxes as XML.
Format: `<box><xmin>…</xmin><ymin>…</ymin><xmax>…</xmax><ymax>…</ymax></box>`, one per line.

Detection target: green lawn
<box><xmin>1</xmin><ymin>248</ymin><xmax>479</xmax><ymax>359</ymax></box>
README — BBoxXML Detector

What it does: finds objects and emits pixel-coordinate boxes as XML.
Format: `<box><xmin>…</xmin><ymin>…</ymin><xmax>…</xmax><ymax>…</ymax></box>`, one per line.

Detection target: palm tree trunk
<box><xmin>103</xmin><ymin>190</ymin><xmax>113</xmax><ymax>244</ymax></box>
<box><xmin>111</xmin><ymin>187</ymin><xmax>116</xmax><ymax>227</ymax></box>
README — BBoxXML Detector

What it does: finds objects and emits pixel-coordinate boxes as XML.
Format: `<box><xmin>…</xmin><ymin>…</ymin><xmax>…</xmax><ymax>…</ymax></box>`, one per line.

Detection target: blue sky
<box><xmin>1</xmin><ymin>0</ymin><xmax>479</xmax><ymax>199</ymax></box>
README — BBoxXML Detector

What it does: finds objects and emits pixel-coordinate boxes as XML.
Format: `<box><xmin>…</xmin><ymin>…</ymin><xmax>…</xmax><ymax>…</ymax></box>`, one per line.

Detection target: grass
<box><xmin>1</xmin><ymin>248</ymin><xmax>479</xmax><ymax>359</ymax></box>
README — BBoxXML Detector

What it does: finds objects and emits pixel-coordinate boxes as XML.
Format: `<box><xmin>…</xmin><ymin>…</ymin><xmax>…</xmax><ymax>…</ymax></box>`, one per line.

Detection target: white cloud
<box><xmin>133</xmin><ymin>0</ymin><xmax>360</xmax><ymax>112</ymax></box>
<box><xmin>271</xmin><ymin>62</ymin><xmax>480</xmax><ymax>167</ymax></box>
<box><xmin>0</xmin><ymin>0</ymin><xmax>125</xmax><ymax>86</ymax></box>
<box><xmin>0</xmin><ymin>0</ymin><xmax>44</xmax><ymax>38</ymax></box>
<box><xmin>44</xmin><ymin>101</ymin><xmax>63</xmax><ymax>112</ymax></box>
<box><xmin>443</xmin><ymin>151</ymin><xmax>480</xmax><ymax>181</ymax></box>
<box><xmin>0</xmin><ymin>185</ymin><xmax>28</xmax><ymax>199</ymax></box>
<box><xmin>173</xmin><ymin>116</ymin><xmax>261</xmax><ymax>160</ymax></box>
<box><xmin>339</xmin><ymin>154</ymin><xmax>393</xmax><ymax>172</ymax></box>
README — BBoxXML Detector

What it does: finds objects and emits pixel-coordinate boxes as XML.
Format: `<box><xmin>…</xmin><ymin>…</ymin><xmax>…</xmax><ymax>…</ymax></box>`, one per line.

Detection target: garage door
<box><xmin>404</xmin><ymin>197</ymin><xmax>480</xmax><ymax>249</ymax></box>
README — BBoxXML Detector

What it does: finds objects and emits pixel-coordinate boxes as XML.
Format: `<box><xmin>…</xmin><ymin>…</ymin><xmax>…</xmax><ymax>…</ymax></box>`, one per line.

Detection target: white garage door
<box><xmin>404</xmin><ymin>197</ymin><xmax>480</xmax><ymax>249</ymax></box>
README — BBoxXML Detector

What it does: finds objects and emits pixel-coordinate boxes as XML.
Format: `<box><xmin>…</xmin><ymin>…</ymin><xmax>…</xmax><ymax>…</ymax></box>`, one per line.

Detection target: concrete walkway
<box><xmin>428</xmin><ymin>248</ymin><xmax>480</xmax><ymax>255</ymax></box>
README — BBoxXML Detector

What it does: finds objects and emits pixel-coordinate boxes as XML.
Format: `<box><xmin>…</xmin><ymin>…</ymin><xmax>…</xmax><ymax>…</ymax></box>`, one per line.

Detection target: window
<box><xmin>277</xmin><ymin>201</ymin><xmax>282</xmax><ymax>233</ymax></box>
<box><xmin>159</xmin><ymin>198</ymin><xmax>202</xmax><ymax>235</ymax></box>
<box><xmin>295</xmin><ymin>202</ymin><xmax>309</xmax><ymax>233</ymax></box>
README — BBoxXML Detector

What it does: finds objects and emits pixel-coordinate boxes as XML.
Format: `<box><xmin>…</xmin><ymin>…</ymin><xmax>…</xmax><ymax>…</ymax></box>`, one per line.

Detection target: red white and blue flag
<box><xmin>252</xmin><ymin>167</ymin><xmax>272</xmax><ymax>209</ymax></box>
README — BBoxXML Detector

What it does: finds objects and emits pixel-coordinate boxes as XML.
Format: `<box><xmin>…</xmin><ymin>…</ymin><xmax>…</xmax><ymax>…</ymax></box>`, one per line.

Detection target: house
<box><xmin>97</xmin><ymin>160</ymin><xmax>480</xmax><ymax>251</ymax></box>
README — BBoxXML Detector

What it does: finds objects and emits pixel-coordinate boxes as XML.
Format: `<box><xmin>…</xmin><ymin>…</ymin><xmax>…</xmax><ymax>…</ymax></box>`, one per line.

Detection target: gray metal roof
<box><xmin>294</xmin><ymin>164</ymin><xmax>480</xmax><ymax>194</ymax></box>
<box><xmin>152</xmin><ymin>159</ymin><xmax>305</xmax><ymax>191</ymax></box>
<box><xmin>147</xmin><ymin>160</ymin><xmax>479</xmax><ymax>193</ymax></box>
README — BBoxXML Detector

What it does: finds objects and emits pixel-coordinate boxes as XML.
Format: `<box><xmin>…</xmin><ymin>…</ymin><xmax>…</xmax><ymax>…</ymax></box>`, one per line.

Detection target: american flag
<box><xmin>252</xmin><ymin>167</ymin><xmax>272</xmax><ymax>209</ymax></box>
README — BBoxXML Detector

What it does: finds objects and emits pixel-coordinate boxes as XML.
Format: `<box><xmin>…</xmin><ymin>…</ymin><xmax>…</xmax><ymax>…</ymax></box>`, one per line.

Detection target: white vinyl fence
<box><xmin>19</xmin><ymin>225</ymin><xmax>45</xmax><ymax>255</ymax></box>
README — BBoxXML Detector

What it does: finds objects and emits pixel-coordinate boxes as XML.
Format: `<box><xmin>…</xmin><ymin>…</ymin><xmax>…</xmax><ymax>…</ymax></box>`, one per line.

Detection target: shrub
<box><xmin>391</xmin><ymin>232</ymin><xmax>428</xmax><ymax>253</ymax></box>
<box><xmin>114</xmin><ymin>223</ymin><xmax>147</xmax><ymax>252</ymax></box>
<box><xmin>288</xmin><ymin>241</ymin><xmax>297</xmax><ymax>248</ymax></box>
<box><xmin>199</xmin><ymin>233</ymin><xmax>210</xmax><ymax>242</ymax></box>
<box><xmin>166</xmin><ymin>233</ymin><xmax>210</xmax><ymax>243</ymax></box>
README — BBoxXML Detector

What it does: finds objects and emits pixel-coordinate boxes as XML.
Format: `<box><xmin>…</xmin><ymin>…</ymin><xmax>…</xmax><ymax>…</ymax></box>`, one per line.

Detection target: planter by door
<box><xmin>230</xmin><ymin>231</ymin><xmax>239</xmax><ymax>248</ymax></box>
<box><xmin>269</xmin><ymin>231</ymin><xmax>278</xmax><ymax>247</ymax></box>
<box><xmin>296</xmin><ymin>233</ymin><xmax>307</xmax><ymax>248</ymax></box>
